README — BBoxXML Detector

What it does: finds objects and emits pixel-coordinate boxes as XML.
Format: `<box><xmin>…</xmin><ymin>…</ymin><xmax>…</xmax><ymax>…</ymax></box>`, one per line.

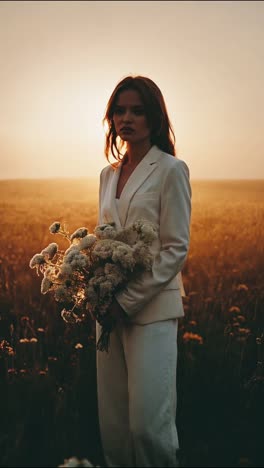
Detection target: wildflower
<box><xmin>41</xmin><ymin>277</ymin><xmax>53</xmax><ymax>294</ymax></box>
<box><xmin>139</xmin><ymin>224</ymin><xmax>158</xmax><ymax>244</ymax></box>
<box><xmin>0</xmin><ymin>340</ymin><xmax>14</xmax><ymax>356</ymax></box>
<box><xmin>182</xmin><ymin>332</ymin><xmax>203</xmax><ymax>345</ymax></box>
<box><xmin>31</xmin><ymin>219</ymin><xmax>157</xmax><ymax>352</ymax></box>
<box><xmin>236</xmin><ymin>283</ymin><xmax>249</xmax><ymax>291</ymax></box>
<box><xmin>64</xmin><ymin>245</ymin><xmax>80</xmax><ymax>258</ymax></box>
<box><xmin>84</xmin><ymin>286</ymin><xmax>98</xmax><ymax>307</ymax></box>
<box><xmin>104</xmin><ymin>263</ymin><xmax>125</xmax><ymax>286</ymax></box>
<box><xmin>70</xmin><ymin>253</ymin><xmax>89</xmax><ymax>269</ymax></box>
<box><xmin>99</xmin><ymin>279</ymin><xmax>114</xmax><ymax>298</ymax></box>
<box><xmin>132</xmin><ymin>241</ymin><xmax>153</xmax><ymax>270</ymax></box>
<box><xmin>228</xmin><ymin>305</ymin><xmax>241</xmax><ymax>314</ymax></box>
<box><xmin>94</xmin><ymin>223</ymin><xmax>117</xmax><ymax>239</ymax></box>
<box><xmin>79</xmin><ymin>234</ymin><xmax>97</xmax><ymax>250</ymax></box>
<box><xmin>232</xmin><ymin>321</ymin><xmax>240</xmax><ymax>328</ymax></box>
<box><xmin>92</xmin><ymin>239</ymin><xmax>114</xmax><ymax>260</ymax></box>
<box><xmin>112</xmin><ymin>244</ymin><xmax>135</xmax><ymax>270</ymax></box>
<box><xmin>75</xmin><ymin>343</ymin><xmax>83</xmax><ymax>349</ymax></box>
<box><xmin>238</xmin><ymin>327</ymin><xmax>251</xmax><ymax>336</ymax></box>
<box><xmin>49</xmin><ymin>221</ymin><xmax>61</xmax><ymax>233</ymax></box>
<box><xmin>58</xmin><ymin>456</ymin><xmax>95</xmax><ymax>467</ymax></box>
<box><xmin>29</xmin><ymin>253</ymin><xmax>46</xmax><ymax>269</ymax></box>
<box><xmin>41</xmin><ymin>242</ymin><xmax>58</xmax><ymax>259</ymax></box>
<box><xmin>132</xmin><ymin>219</ymin><xmax>158</xmax><ymax>243</ymax></box>
<box><xmin>70</xmin><ymin>227</ymin><xmax>88</xmax><ymax>241</ymax></box>
<box><xmin>188</xmin><ymin>320</ymin><xmax>197</xmax><ymax>327</ymax></box>
<box><xmin>236</xmin><ymin>314</ymin><xmax>246</xmax><ymax>323</ymax></box>
<box><xmin>57</xmin><ymin>263</ymin><xmax>73</xmax><ymax>280</ymax></box>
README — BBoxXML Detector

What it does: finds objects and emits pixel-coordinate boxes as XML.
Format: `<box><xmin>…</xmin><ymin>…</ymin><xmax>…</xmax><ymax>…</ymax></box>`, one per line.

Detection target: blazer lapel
<box><xmin>118</xmin><ymin>145</ymin><xmax>162</xmax><ymax>226</ymax></box>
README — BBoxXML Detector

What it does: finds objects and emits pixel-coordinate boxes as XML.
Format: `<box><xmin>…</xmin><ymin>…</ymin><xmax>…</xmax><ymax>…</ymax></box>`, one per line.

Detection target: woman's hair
<box><xmin>103</xmin><ymin>75</ymin><xmax>176</xmax><ymax>164</ymax></box>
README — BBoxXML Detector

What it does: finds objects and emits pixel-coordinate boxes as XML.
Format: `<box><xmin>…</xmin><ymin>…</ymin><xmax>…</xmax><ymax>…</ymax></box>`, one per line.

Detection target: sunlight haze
<box><xmin>0</xmin><ymin>1</ymin><xmax>263</xmax><ymax>180</ymax></box>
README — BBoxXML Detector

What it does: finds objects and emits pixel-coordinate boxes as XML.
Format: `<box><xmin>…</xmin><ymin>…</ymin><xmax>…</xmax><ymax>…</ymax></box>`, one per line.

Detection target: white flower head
<box><xmin>104</xmin><ymin>263</ymin><xmax>125</xmax><ymax>286</ymax></box>
<box><xmin>58</xmin><ymin>456</ymin><xmax>94</xmax><ymax>467</ymax></box>
<box><xmin>133</xmin><ymin>241</ymin><xmax>153</xmax><ymax>270</ymax></box>
<box><xmin>94</xmin><ymin>223</ymin><xmax>117</xmax><ymax>240</ymax></box>
<box><xmin>84</xmin><ymin>286</ymin><xmax>98</xmax><ymax>307</ymax></box>
<box><xmin>64</xmin><ymin>246</ymin><xmax>81</xmax><ymax>263</ymax></box>
<box><xmin>41</xmin><ymin>242</ymin><xmax>58</xmax><ymax>260</ymax></box>
<box><xmin>92</xmin><ymin>239</ymin><xmax>114</xmax><ymax>260</ymax></box>
<box><xmin>75</xmin><ymin>343</ymin><xmax>83</xmax><ymax>349</ymax></box>
<box><xmin>112</xmin><ymin>244</ymin><xmax>135</xmax><ymax>271</ymax></box>
<box><xmin>49</xmin><ymin>222</ymin><xmax>61</xmax><ymax>234</ymax></box>
<box><xmin>89</xmin><ymin>275</ymin><xmax>106</xmax><ymax>289</ymax></box>
<box><xmin>140</xmin><ymin>224</ymin><xmax>158</xmax><ymax>243</ymax></box>
<box><xmin>70</xmin><ymin>227</ymin><xmax>88</xmax><ymax>242</ymax></box>
<box><xmin>69</xmin><ymin>252</ymin><xmax>89</xmax><ymax>269</ymax></box>
<box><xmin>29</xmin><ymin>254</ymin><xmax>46</xmax><ymax>269</ymax></box>
<box><xmin>57</xmin><ymin>263</ymin><xmax>73</xmax><ymax>280</ymax></box>
<box><xmin>133</xmin><ymin>219</ymin><xmax>158</xmax><ymax>243</ymax></box>
<box><xmin>41</xmin><ymin>277</ymin><xmax>53</xmax><ymax>294</ymax></box>
<box><xmin>79</xmin><ymin>234</ymin><xmax>97</xmax><ymax>250</ymax></box>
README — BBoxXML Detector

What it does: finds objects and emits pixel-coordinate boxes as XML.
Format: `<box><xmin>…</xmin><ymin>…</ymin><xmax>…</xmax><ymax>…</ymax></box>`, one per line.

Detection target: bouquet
<box><xmin>29</xmin><ymin>219</ymin><xmax>158</xmax><ymax>352</ymax></box>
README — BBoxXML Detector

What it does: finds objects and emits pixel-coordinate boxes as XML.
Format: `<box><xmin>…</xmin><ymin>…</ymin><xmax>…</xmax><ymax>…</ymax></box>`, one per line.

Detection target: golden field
<box><xmin>0</xmin><ymin>178</ymin><xmax>263</xmax><ymax>316</ymax></box>
<box><xmin>0</xmin><ymin>178</ymin><xmax>264</xmax><ymax>468</ymax></box>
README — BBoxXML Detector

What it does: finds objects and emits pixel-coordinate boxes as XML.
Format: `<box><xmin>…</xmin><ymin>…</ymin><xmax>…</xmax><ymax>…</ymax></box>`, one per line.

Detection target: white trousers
<box><xmin>96</xmin><ymin>319</ymin><xmax>180</xmax><ymax>467</ymax></box>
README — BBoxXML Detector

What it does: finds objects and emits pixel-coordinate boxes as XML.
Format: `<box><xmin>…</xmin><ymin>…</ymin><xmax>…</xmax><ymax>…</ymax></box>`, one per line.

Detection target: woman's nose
<box><xmin>122</xmin><ymin>110</ymin><xmax>133</xmax><ymax>121</ymax></box>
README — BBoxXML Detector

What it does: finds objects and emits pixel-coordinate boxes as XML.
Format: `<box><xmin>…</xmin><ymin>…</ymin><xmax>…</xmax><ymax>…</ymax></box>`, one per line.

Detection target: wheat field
<box><xmin>0</xmin><ymin>178</ymin><xmax>263</xmax><ymax>467</ymax></box>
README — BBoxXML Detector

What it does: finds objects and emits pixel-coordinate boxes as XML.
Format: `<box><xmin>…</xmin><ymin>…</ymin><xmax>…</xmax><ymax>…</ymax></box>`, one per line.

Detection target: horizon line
<box><xmin>0</xmin><ymin>177</ymin><xmax>263</xmax><ymax>182</ymax></box>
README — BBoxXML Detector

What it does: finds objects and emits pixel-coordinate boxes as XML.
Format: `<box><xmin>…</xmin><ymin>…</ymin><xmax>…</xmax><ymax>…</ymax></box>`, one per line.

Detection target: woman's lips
<box><xmin>120</xmin><ymin>127</ymin><xmax>134</xmax><ymax>133</ymax></box>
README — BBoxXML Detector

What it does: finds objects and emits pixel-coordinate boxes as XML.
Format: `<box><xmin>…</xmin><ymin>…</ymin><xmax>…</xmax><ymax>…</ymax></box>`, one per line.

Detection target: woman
<box><xmin>96</xmin><ymin>75</ymin><xmax>192</xmax><ymax>467</ymax></box>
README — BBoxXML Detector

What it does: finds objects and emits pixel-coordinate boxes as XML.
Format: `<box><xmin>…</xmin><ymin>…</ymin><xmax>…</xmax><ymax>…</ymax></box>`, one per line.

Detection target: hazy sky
<box><xmin>0</xmin><ymin>1</ymin><xmax>263</xmax><ymax>180</ymax></box>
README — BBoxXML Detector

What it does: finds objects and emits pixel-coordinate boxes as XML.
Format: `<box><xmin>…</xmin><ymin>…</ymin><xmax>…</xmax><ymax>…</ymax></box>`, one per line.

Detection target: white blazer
<box><xmin>98</xmin><ymin>145</ymin><xmax>192</xmax><ymax>324</ymax></box>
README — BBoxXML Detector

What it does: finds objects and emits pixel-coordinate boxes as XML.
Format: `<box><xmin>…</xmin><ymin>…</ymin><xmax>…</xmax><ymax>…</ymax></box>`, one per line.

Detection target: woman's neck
<box><xmin>124</xmin><ymin>141</ymin><xmax>152</xmax><ymax>167</ymax></box>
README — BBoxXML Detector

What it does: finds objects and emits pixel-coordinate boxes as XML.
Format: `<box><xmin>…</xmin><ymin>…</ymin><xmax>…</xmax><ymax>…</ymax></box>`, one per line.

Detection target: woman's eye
<box><xmin>114</xmin><ymin>108</ymin><xmax>124</xmax><ymax>115</ymax></box>
<box><xmin>113</xmin><ymin>107</ymin><xmax>145</xmax><ymax>116</ymax></box>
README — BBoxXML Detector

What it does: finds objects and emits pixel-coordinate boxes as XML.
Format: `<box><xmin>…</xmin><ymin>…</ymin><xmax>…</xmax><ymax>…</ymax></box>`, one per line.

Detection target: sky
<box><xmin>0</xmin><ymin>0</ymin><xmax>263</xmax><ymax>180</ymax></box>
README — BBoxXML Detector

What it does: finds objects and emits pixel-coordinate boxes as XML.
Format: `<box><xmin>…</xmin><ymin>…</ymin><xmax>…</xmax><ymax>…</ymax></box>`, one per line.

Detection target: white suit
<box><xmin>96</xmin><ymin>145</ymin><xmax>192</xmax><ymax>467</ymax></box>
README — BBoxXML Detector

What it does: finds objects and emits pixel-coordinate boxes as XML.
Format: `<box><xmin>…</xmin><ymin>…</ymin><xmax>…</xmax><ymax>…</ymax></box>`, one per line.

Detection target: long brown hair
<box><xmin>103</xmin><ymin>75</ymin><xmax>176</xmax><ymax>164</ymax></box>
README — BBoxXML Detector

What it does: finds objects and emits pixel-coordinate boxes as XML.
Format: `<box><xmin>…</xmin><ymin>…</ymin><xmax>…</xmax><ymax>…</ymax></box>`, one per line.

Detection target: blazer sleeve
<box><xmin>115</xmin><ymin>159</ymin><xmax>192</xmax><ymax>317</ymax></box>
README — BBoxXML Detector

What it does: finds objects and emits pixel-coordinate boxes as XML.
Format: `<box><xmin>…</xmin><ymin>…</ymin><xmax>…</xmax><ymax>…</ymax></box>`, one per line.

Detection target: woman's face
<box><xmin>112</xmin><ymin>89</ymin><xmax>151</xmax><ymax>146</ymax></box>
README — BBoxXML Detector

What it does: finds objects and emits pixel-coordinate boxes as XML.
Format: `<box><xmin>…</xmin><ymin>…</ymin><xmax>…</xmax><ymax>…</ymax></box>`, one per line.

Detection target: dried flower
<box><xmin>29</xmin><ymin>253</ymin><xmax>46</xmax><ymax>269</ymax></box>
<box><xmin>79</xmin><ymin>234</ymin><xmax>97</xmax><ymax>250</ymax></box>
<box><xmin>49</xmin><ymin>221</ymin><xmax>61</xmax><ymax>234</ymax></box>
<box><xmin>41</xmin><ymin>276</ymin><xmax>53</xmax><ymax>294</ymax></box>
<box><xmin>30</xmin><ymin>219</ymin><xmax>158</xmax><ymax>352</ymax></box>
<box><xmin>41</xmin><ymin>242</ymin><xmax>58</xmax><ymax>259</ymax></box>
<box><xmin>70</xmin><ymin>227</ymin><xmax>89</xmax><ymax>241</ymax></box>
<box><xmin>58</xmin><ymin>456</ymin><xmax>95</xmax><ymax>467</ymax></box>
